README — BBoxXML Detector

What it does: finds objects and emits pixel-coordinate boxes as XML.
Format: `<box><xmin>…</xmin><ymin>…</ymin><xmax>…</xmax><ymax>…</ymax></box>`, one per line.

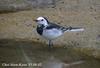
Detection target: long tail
<box><xmin>65</xmin><ymin>26</ymin><xmax>84</xmax><ymax>32</ymax></box>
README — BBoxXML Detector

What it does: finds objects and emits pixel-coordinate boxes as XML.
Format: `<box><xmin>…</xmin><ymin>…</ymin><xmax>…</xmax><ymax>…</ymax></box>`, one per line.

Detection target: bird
<box><xmin>34</xmin><ymin>16</ymin><xmax>84</xmax><ymax>48</ymax></box>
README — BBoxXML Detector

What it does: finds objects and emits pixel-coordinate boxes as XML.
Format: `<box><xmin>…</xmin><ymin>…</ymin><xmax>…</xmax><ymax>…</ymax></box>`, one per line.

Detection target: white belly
<box><xmin>42</xmin><ymin>29</ymin><xmax>63</xmax><ymax>40</ymax></box>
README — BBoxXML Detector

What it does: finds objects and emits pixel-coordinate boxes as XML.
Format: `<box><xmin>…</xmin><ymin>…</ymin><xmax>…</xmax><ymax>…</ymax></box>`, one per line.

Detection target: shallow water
<box><xmin>0</xmin><ymin>39</ymin><xmax>100</xmax><ymax>68</ymax></box>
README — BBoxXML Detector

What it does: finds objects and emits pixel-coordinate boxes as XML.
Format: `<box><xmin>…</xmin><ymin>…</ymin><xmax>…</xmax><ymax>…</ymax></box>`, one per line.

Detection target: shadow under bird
<box><xmin>34</xmin><ymin>16</ymin><xmax>84</xmax><ymax>48</ymax></box>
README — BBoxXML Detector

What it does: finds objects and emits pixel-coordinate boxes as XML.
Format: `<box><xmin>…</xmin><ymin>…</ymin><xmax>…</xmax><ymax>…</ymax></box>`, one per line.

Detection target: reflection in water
<box><xmin>0</xmin><ymin>39</ymin><xmax>100</xmax><ymax>68</ymax></box>
<box><xmin>42</xmin><ymin>56</ymin><xmax>85</xmax><ymax>68</ymax></box>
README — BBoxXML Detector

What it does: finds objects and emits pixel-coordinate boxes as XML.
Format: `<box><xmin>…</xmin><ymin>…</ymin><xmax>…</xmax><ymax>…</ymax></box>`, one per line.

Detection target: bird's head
<box><xmin>34</xmin><ymin>17</ymin><xmax>49</xmax><ymax>26</ymax></box>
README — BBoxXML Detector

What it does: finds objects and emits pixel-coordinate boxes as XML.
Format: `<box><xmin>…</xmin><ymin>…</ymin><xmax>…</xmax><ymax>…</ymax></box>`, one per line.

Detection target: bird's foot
<box><xmin>48</xmin><ymin>44</ymin><xmax>53</xmax><ymax>48</ymax></box>
<box><xmin>48</xmin><ymin>40</ymin><xmax>53</xmax><ymax>48</ymax></box>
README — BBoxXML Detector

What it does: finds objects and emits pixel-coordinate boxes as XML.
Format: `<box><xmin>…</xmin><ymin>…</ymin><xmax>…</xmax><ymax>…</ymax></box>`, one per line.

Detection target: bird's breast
<box><xmin>42</xmin><ymin>28</ymin><xmax>63</xmax><ymax>40</ymax></box>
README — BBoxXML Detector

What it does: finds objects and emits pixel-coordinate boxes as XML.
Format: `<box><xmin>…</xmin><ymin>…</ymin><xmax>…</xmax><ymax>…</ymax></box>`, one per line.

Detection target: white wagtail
<box><xmin>34</xmin><ymin>16</ymin><xmax>84</xmax><ymax>48</ymax></box>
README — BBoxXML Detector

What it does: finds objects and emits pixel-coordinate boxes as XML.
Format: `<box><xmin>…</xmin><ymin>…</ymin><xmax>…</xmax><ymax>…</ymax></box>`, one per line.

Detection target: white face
<box><xmin>35</xmin><ymin>17</ymin><xmax>48</xmax><ymax>26</ymax></box>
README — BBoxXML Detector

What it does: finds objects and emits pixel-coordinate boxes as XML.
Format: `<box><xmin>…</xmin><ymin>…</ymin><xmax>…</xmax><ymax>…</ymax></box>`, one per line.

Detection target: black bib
<box><xmin>36</xmin><ymin>25</ymin><xmax>45</xmax><ymax>35</ymax></box>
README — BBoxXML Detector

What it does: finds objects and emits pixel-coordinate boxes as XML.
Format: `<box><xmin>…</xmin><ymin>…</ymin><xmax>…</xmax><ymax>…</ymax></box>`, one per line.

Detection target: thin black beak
<box><xmin>34</xmin><ymin>20</ymin><xmax>38</xmax><ymax>22</ymax></box>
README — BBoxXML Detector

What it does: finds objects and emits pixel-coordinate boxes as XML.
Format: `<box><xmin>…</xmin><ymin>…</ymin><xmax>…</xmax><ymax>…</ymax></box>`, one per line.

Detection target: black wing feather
<box><xmin>46</xmin><ymin>22</ymin><xmax>62</xmax><ymax>29</ymax></box>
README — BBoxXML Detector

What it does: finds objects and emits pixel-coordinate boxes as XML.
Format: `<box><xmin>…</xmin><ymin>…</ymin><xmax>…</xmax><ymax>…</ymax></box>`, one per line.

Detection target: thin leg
<box><xmin>48</xmin><ymin>40</ymin><xmax>53</xmax><ymax>48</ymax></box>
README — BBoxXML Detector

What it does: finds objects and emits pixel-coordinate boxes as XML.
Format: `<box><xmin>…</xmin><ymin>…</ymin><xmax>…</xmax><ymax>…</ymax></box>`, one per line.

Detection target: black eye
<box><xmin>41</xmin><ymin>19</ymin><xmax>44</xmax><ymax>21</ymax></box>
